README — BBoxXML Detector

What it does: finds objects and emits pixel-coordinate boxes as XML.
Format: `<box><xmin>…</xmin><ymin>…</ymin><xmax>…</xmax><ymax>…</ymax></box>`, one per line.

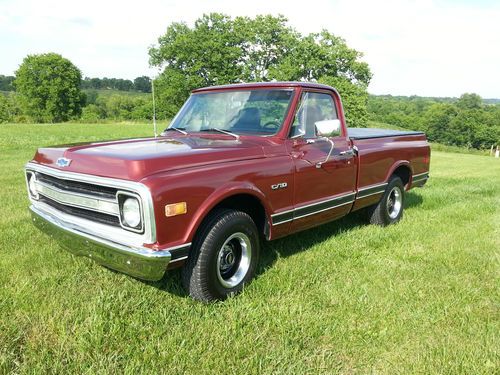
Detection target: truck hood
<box><xmin>31</xmin><ymin>135</ymin><xmax>266</xmax><ymax>180</ymax></box>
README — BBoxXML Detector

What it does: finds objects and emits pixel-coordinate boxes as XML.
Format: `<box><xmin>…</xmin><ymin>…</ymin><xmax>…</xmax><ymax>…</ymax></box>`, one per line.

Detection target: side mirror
<box><xmin>315</xmin><ymin>119</ymin><xmax>341</xmax><ymax>137</ymax></box>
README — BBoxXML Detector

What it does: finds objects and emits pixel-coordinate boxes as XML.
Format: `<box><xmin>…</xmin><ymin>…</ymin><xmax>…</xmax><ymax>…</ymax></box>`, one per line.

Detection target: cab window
<box><xmin>289</xmin><ymin>92</ymin><xmax>339</xmax><ymax>138</ymax></box>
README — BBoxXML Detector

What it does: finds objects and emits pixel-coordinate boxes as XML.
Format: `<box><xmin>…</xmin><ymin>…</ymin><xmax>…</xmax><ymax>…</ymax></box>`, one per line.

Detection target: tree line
<box><xmin>81</xmin><ymin>76</ymin><xmax>151</xmax><ymax>92</ymax></box>
<box><xmin>368</xmin><ymin>94</ymin><xmax>500</xmax><ymax>149</ymax></box>
<box><xmin>0</xmin><ymin>74</ymin><xmax>151</xmax><ymax>93</ymax></box>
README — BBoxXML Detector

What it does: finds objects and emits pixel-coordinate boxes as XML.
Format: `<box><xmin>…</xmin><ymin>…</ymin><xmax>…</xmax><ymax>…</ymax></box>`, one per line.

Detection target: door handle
<box><xmin>339</xmin><ymin>149</ymin><xmax>355</xmax><ymax>157</ymax></box>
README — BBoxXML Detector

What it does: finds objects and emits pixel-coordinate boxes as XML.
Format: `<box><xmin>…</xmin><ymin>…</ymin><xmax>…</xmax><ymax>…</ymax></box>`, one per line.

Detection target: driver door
<box><xmin>286</xmin><ymin>91</ymin><xmax>357</xmax><ymax>231</ymax></box>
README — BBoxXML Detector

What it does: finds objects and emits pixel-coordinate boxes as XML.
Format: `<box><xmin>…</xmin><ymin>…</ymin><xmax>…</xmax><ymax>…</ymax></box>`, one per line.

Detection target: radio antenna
<box><xmin>151</xmin><ymin>76</ymin><xmax>158</xmax><ymax>138</ymax></box>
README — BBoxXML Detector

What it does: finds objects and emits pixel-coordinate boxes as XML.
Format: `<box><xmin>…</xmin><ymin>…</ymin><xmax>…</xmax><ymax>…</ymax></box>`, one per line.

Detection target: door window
<box><xmin>289</xmin><ymin>92</ymin><xmax>339</xmax><ymax>138</ymax></box>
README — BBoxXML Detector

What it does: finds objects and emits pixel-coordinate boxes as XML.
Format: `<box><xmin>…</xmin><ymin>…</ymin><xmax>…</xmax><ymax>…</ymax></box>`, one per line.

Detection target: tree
<box><xmin>320</xmin><ymin>76</ymin><xmax>369</xmax><ymax>128</ymax></box>
<box><xmin>0</xmin><ymin>94</ymin><xmax>10</xmax><ymax>123</ymax></box>
<box><xmin>234</xmin><ymin>15</ymin><xmax>299</xmax><ymax>82</ymax></box>
<box><xmin>14</xmin><ymin>53</ymin><xmax>84</xmax><ymax>122</ymax></box>
<box><xmin>0</xmin><ymin>75</ymin><xmax>15</xmax><ymax>91</ymax></box>
<box><xmin>149</xmin><ymin>13</ymin><xmax>372</xmax><ymax>125</ymax></box>
<box><xmin>134</xmin><ymin>76</ymin><xmax>152</xmax><ymax>92</ymax></box>
<box><xmin>456</xmin><ymin>93</ymin><xmax>482</xmax><ymax>110</ymax></box>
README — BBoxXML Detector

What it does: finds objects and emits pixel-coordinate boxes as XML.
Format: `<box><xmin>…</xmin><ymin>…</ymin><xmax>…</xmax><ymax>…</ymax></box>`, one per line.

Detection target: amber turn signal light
<box><xmin>165</xmin><ymin>202</ymin><xmax>187</xmax><ymax>217</ymax></box>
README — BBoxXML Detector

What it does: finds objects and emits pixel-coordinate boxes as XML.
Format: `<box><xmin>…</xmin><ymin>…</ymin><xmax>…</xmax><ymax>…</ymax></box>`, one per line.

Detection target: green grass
<box><xmin>1</xmin><ymin>123</ymin><xmax>499</xmax><ymax>374</ymax></box>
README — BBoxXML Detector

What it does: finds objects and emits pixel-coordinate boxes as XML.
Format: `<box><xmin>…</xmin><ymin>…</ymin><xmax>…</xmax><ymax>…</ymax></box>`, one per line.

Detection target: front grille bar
<box><xmin>35</xmin><ymin>180</ymin><xmax>120</xmax><ymax>216</ymax></box>
<box><xmin>38</xmin><ymin>196</ymin><xmax>121</xmax><ymax>227</ymax></box>
<box><xmin>35</xmin><ymin>172</ymin><xmax>117</xmax><ymax>200</ymax></box>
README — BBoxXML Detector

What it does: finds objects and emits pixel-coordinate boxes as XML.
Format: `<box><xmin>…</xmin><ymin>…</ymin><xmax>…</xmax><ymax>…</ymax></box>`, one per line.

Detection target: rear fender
<box><xmin>385</xmin><ymin>161</ymin><xmax>413</xmax><ymax>189</ymax></box>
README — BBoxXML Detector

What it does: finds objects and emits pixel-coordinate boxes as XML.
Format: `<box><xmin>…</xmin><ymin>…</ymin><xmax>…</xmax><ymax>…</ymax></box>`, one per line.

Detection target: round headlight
<box><xmin>122</xmin><ymin>197</ymin><xmax>141</xmax><ymax>228</ymax></box>
<box><xmin>28</xmin><ymin>176</ymin><xmax>38</xmax><ymax>198</ymax></box>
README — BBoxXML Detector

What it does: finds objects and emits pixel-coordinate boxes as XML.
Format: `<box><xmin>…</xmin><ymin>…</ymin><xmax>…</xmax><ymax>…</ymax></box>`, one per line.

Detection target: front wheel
<box><xmin>367</xmin><ymin>176</ymin><xmax>405</xmax><ymax>226</ymax></box>
<box><xmin>181</xmin><ymin>209</ymin><xmax>260</xmax><ymax>302</ymax></box>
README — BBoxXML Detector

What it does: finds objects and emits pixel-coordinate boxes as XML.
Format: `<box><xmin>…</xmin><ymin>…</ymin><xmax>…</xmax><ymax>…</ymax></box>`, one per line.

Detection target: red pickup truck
<box><xmin>25</xmin><ymin>82</ymin><xmax>430</xmax><ymax>301</ymax></box>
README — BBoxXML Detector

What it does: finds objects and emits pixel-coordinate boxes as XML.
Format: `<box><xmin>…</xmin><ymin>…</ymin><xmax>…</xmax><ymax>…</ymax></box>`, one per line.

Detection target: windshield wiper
<box><xmin>200</xmin><ymin>127</ymin><xmax>239</xmax><ymax>139</ymax></box>
<box><xmin>165</xmin><ymin>127</ymin><xmax>188</xmax><ymax>135</ymax></box>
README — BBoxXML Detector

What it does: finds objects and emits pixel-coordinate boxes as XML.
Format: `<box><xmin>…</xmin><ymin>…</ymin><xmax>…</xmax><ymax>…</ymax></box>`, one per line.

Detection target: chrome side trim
<box><xmin>356</xmin><ymin>182</ymin><xmax>388</xmax><ymax>199</ymax></box>
<box><xmin>270</xmin><ymin>207</ymin><xmax>294</xmax><ymax>217</ymax></box>
<box><xmin>164</xmin><ymin>243</ymin><xmax>192</xmax><ymax>252</ymax></box>
<box><xmin>412</xmin><ymin>172</ymin><xmax>429</xmax><ymax>181</ymax></box>
<box><xmin>168</xmin><ymin>256</ymin><xmax>188</xmax><ymax>264</ymax></box>
<box><xmin>271</xmin><ymin>191</ymin><xmax>356</xmax><ymax>226</ymax></box>
<box><xmin>168</xmin><ymin>243</ymin><xmax>191</xmax><ymax>263</ymax></box>
<box><xmin>413</xmin><ymin>172</ymin><xmax>429</xmax><ymax>178</ymax></box>
<box><xmin>357</xmin><ymin>190</ymin><xmax>384</xmax><ymax>199</ymax></box>
<box><xmin>358</xmin><ymin>182</ymin><xmax>387</xmax><ymax>192</ymax></box>
<box><xmin>293</xmin><ymin>200</ymin><xmax>354</xmax><ymax>220</ymax></box>
<box><xmin>270</xmin><ymin>212</ymin><xmax>294</xmax><ymax>225</ymax></box>
<box><xmin>412</xmin><ymin>172</ymin><xmax>429</xmax><ymax>186</ymax></box>
<box><xmin>25</xmin><ymin>163</ymin><xmax>157</xmax><ymax>244</ymax></box>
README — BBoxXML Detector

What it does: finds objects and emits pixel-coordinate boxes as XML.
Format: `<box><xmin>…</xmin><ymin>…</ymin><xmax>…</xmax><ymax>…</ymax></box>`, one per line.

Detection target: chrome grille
<box><xmin>29</xmin><ymin>171</ymin><xmax>121</xmax><ymax>228</ymax></box>
<box><xmin>25</xmin><ymin>163</ymin><xmax>156</xmax><ymax>244</ymax></box>
<box><xmin>35</xmin><ymin>172</ymin><xmax>117</xmax><ymax>200</ymax></box>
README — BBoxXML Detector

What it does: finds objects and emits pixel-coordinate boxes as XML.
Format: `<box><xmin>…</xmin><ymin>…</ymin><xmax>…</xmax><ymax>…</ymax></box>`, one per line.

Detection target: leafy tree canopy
<box><xmin>456</xmin><ymin>93</ymin><xmax>482</xmax><ymax>110</ymax></box>
<box><xmin>149</xmin><ymin>13</ymin><xmax>372</xmax><ymax>126</ymax></box>
<box><xmin>14</xmin><ymin>53</ymin><xmax>84</xmax><ymax>123</ymax></box>
<box><xmin>133</xmin><ymin>76</ymin><xmax>152</xmax><ymax>93</ymax></box>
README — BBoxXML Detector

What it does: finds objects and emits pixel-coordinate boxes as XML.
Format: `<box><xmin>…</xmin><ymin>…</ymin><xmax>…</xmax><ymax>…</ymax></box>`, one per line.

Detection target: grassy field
<box><xmin>1</xmin><ymin>123</ymin><xmax>499</xmax><ymax>374</ymax></box>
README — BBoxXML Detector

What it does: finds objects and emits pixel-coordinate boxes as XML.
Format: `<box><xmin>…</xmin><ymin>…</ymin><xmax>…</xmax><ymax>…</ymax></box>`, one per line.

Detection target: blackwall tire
<box><xmin>181</xmin><ymin>209</ymin><xmax>260</xmax><ymax>302</ymax></box>
<box><xmin>368</xmin><ymin>176</ymin><xmax>405</xmax><ymax>226</ymax></box>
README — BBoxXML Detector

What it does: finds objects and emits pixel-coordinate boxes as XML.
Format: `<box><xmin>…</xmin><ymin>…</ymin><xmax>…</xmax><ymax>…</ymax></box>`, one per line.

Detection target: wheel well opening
<box><xmin>392</xmin><ymin>165</ymin><xmax>411</xmax><ymax>188</ymax></box>
<box><xmin>212</xmin><ymin>194</ymin><xmax>268</xmax><ymax>239</ymax></box>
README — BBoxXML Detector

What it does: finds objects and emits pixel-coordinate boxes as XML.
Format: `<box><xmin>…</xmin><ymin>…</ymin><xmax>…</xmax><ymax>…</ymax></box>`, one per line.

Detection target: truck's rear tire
<box><xmin>181</xmin><ymin>209</ymin><xmax>260</xmax><ymax>302</ymax></box>
<box><xmin>367</xmin><ymin>176</ymin><xmax>405</xmax><ymax>226</ymax></box>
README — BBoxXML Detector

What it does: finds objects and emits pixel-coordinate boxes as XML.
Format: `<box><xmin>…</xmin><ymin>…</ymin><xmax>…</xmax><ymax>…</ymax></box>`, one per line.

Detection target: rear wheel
<box><xmin>367</xmin><ymin>176</ymin><xmax>405</xmax><ymax>226</ymax></box>
<box><xmin>181</xmin><ymin>209</ymin><xmax>260</xmax><ymax>302</ymax></box>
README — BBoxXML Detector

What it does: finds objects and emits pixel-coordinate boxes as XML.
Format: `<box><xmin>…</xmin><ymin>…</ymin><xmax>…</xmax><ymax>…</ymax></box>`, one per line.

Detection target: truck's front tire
<box><xmin>181</xmin><ymin>209</ymin><xmax>260</xmax><ymax>302</ymax></box>
<box><xmin>368</xmin><ymin>176</ymin><xmax>405</xmax><ymax>226</ymax></box>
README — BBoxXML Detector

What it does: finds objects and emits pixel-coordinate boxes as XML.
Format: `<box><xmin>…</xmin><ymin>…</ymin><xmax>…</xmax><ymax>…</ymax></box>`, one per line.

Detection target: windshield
<box><xmin>167</xmin><ymin>89</ymin><xmax>294</xmax><ymax>136</ymax></box>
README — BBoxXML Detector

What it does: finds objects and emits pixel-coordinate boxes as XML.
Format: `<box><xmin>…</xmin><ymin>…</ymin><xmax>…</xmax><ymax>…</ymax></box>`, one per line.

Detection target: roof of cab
<box><xmin>192</xmin><ymin>81</ymin><xmax>337</xmax><ymax>93</ymax></box>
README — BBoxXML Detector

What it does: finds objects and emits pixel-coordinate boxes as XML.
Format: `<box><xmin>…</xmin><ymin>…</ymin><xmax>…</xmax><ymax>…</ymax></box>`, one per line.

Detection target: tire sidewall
<box><xmin>381</xmin><ymin>177</ymin><xmax>405</xmax><ymax>224</ymax></box>
<box><xmin>201</xmin><ymin>212</ymin><xmax>260</xmax><ymax>299</ymax></box>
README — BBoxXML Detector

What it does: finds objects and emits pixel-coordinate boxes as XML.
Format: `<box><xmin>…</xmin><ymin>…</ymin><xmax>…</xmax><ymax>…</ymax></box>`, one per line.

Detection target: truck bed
<box><xmin>348</xmin><ymin>128</ymin><xmax>424</xmax><ymax>140</ymax></box>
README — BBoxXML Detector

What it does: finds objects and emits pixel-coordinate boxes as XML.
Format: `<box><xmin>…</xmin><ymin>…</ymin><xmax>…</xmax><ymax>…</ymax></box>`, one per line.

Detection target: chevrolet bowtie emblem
<box><xmin>56</xmin><ymin>157</ymin><xmax>72</xmax><ymax>167</ymax></box>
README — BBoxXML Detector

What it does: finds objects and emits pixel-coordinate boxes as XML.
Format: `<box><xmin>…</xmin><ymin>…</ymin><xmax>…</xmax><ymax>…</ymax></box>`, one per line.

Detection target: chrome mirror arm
<box><xmin>316</xmin><ymin>138</ymin><xmax>334</xmax><ymax>168</ymax></box>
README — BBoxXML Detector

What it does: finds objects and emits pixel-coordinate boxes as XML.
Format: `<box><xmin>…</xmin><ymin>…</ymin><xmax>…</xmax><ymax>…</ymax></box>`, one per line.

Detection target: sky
<box><xmin>1</xmin><ymin>0</ymin><xmax>499</xmax><ymax>98</ymax></box>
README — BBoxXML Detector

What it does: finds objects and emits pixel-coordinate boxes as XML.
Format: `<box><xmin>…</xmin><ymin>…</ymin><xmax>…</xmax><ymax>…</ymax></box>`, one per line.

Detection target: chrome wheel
<box><xmin>216</xmin><ymin>232</ymin><xmax>252</xmax><ymax>288</ymax></box>
<box><xmin>386</xmin><ymin>186</ymin><xmax>402</xmax><ymax>219</ymax></box>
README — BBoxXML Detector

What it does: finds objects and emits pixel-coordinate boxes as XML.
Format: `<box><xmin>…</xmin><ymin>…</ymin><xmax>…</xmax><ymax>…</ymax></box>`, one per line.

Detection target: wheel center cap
<box><xmin>225</xmin><ymin>252</ymin><xmax>235</xmax><ymax>266</ymax></box>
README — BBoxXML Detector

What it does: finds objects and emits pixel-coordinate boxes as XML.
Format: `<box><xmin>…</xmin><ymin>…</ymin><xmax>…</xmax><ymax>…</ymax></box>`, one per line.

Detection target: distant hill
<box><xmin>483</xmin><ymin>98</ymin><xmax>500</xmax><ymax>105</ymax></box>
<box><xmin>370</xmin><ymin>94</ymin><xmax>500</xmax><ymax>105</ymax></box>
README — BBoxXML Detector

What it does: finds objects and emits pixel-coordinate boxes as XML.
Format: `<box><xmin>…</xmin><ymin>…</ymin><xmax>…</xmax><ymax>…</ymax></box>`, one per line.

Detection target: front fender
<box><xmin>185</xmin><ymin>182</ymin><xmax>272</xmax><ymax>244</ymax></box>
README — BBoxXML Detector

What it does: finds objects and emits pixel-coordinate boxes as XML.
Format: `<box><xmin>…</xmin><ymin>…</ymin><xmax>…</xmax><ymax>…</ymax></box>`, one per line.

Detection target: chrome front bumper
<box><xmin>30</xmin><ymin>205</ymin><xmax>171</xmax><ymax>281</ymax></box>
